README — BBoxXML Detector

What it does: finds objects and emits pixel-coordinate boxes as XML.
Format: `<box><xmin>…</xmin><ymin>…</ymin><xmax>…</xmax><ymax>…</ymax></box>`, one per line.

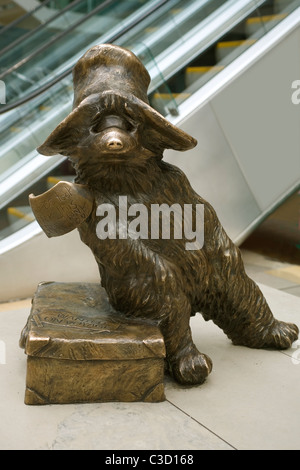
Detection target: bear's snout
<box><xmin>101</xmin><ymin>129</ymin><xmax>125</xmax><ymax>152</ymax></box>
<box><xmin>95</xmin><ymin>127</ymin><xmax>137</xmax><ymax>155</ymax></box>
<box><xmin>105</xmin><ymin>132</ymin><xmax>124</xmax><ymax>150</ymax></box>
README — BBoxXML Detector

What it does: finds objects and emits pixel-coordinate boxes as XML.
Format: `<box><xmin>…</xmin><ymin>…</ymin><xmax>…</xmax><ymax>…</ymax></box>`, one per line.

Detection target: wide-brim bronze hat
<box><xmin>37</xmin><ymin>44</ymin><xmax>197</xmax><ymax>156</ymax></box>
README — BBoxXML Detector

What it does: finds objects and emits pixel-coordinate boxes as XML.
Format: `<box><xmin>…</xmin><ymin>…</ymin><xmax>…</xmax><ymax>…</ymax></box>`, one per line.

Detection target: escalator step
<box><xmin>1</xmin><ymin>206</ymin><xmax>34</xmax><ymax>240</ymax></box>
<box><xmin>152</xmin><ymin>93</ymin><xmax>191</xmax><ymax>99</ymax></box>
<box><xmin>47</xmin><ymin>175</ymin><xmax>74</xmax><ymax>188</ymax></box>
<box><xmin>170</xmin><ymin>8</ymin><xmax>183</xmax><ymax>15</ymax></box>
<box><xmin>216</xmin><ymin>39</ymin><xmax>257</xmax><ymax>61</ymax></box>
<box><xmin>217</xmin><ymin>39</ymin><xmax>257</xmax><ymax>48</ymax></box>
<box><xmin>7</xmin><ymin>206</ymin><xmax>34</xmax><ymax>223</ymax></box>
<box><xmin>144</xmin><ymin>26</ymin><xmax>159</xmax><ymax>33</ymax></box>
<box><xmin>274</xmin><ymin>0</ymin><xmax>294</xmax><ymax>13</ymax></box>
<box><xmin>246</xmin><ymin>13</ymin><xmax>288</xmax><ymax>23</ymax></box>
<box><xmin>38</xmin><ymin>105</ymin><xmax>52</xmax><ymax>111</ymax></box>
<box><xmin>245</xmin><ymin>14</ymin><xmax>288</xmax><ymax>35</ymax></box>
<box><xmin>185</xmin><ymin>66</ymin><xmax>224</xmax><ymax>87</ymax></box>
<box><xmin>10</xmin><ymin>126</ymin><xmax>22</xmax><ymax>133</ymax></box>
<box><xmin>151</xmin><ymin>93</ymin><xmax>191</xmax><ymax>115</ymax></box>
<box><xmin>47</xmin><ymin>176</ymin><xmax>61</xmax><ymax>187</ymax></box>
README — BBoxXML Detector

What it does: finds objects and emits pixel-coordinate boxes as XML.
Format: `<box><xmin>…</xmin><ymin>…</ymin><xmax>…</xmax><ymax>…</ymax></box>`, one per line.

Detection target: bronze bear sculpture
<box><xmin>30</xmin><ymin>44</ymin><xmax>298</xmax><ymax>386</ymax></box>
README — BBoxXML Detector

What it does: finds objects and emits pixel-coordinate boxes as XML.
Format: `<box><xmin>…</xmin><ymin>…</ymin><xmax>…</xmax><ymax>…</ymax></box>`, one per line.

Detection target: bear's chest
<box><xmin>78</xmin><ymin>190</ymin><xmax>206</xmax><ymax>280</ymax></box>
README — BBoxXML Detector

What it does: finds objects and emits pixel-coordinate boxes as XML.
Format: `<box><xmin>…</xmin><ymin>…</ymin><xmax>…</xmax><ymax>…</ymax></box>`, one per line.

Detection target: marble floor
<box><xmin>0</xmin><ymin>247</ymin><xmax>299</xmax><ymax>451</ymax></box>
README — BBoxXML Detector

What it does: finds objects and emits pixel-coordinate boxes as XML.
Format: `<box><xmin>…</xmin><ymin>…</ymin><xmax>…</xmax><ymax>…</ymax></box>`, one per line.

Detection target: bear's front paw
<box><xmin>168</xmin><ymin>345</ymin><xmax>213</xmax><ymax>385</ymax></box>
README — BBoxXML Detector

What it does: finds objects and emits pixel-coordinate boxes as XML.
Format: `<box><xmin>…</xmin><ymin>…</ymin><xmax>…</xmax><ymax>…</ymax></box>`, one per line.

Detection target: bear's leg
<box><xmin>159</xmin><ymin>293</ymin><xmax>212</xmax><ymax>385</ymax></box>
<box><xmin>105</xmin><ymin>274</ymin><xmax>212</xmax><ymax>386</ymax></box>
<box><xmin>224</xmin><ymin>276</ymin><xmax>298</xmax><ymax>349</ymax></box>
<box><xmin>205</xmin><ymin>244</ymin><xmax>299</xmax><ymax>349</ymax></box>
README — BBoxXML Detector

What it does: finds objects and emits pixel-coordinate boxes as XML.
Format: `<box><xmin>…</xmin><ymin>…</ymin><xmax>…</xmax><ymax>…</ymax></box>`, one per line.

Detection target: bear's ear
<box><xmin>141</xmin><ymin>105</ymin><xmax>197</xmax><ymax>152</ymax></box>
<box><xmin>37</xmin><ymin>118</ymin><xmax>79</xmax><ymax>157</ymax></box>
<box><xmin>37</xmin><ymin>94</ymin><xmax>101</xmax><ymax>157</ymax></box>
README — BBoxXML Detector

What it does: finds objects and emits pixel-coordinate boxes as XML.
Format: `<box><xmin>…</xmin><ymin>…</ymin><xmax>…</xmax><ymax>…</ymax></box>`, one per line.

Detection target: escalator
<box><xmin>0</xmin><ymin>0</ymin><xmax>169</xmax><ymax>235</ymax></box>
<box><xmin>0</xmin><ymin>0</ymin><xmax>160</xmax><ymax>105</ymax></box>
<box><xmin>0</xmin><ymin>0</ymin><xmax>299</xmax><ymax>301</ymax></box>
<box><xmin>0</xmin><ymin>0</ymin><xmax>86</xmax><ymax>48</ymax></box>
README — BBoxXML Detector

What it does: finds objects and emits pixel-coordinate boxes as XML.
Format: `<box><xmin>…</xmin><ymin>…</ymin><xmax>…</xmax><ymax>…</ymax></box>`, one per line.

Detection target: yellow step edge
<box><xmin>153</xmin><ymin>93</ymin><xmax>191</xmax><ymax>99</ymax></box>
<box><xmin>186</xmin><ymin>66</ymin><xmax>224</xmax><ymax>73</ymax></box>
<box><xmin>144</xmin><ymin>27</ymin><xmax>158</xmax><ymax>33</ymax></box>
<box><xmin>47</xmin><ymin>176</ymin><xmax>62</xmax><ymax>185</ymax></box>
<box><xmin>246</xmin><ymin>13</ymin><xmax>288</xmax><ymax>24</ymax></box>
<box><xmin>217</xmin><ymin>39</ymin><xmax>256</xmax><ymax>48</ymax></box>
<box><xmin>7</xmin><ymin>207</ymin><xmax>34</xmax><ymax>221</ymax></box>
<box><xmin>38</xmin><ymin>105</ymin><xmax>51</xmax><ymax>111</ymax></box>
<box><xmin>170</xmin><ymin>8</ymin><xmax>183</xmax><ymax>14</ymax></box>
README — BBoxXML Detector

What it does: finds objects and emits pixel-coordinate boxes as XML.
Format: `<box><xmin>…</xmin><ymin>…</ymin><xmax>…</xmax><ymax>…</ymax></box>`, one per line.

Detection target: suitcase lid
<box><xmin>21</xmin><ymin>282</ymin><xmax>165</xmax><ymax>361</ymax></box>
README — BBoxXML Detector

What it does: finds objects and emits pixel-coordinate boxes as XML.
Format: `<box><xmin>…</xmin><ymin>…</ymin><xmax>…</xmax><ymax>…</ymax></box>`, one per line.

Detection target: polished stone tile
<box><xmin>0</xmin><ymin>306</ymin><xmax>231</xmax><ymax>450</ymax></box>
<box><xmin>241</xmin><ymin>249</ymin><xmax>300</xmax><ymax>292</ymax></box>
<box><xmin>281</xmin><ymin>285</ymin><xmax>300</xmax><ymax>298</ymax></box>
<box><xmin>1</xmin><ymin>284</ymin><xmax>299</xmax><ymax>450</ymax></box>
<box><xmin>245</xmin><ymin>268</ymin><xmax>299</xmax><ymax>290</ymax></box>
<box><xmin>44</xmin><ymin>402</ymin><xmax>233</xmax><ymax>450</ymax></box>
<box><xmin>240</xmin><ymin>249</ymin><xmax>291</xmax><ymax>270</ymax></box>
<box><xmin>0</xmin><ymin>298</ymin><xmax>31</xmax><ymax>312</ymax></box>
<box><xmin>266</xmin><ymin>265</ymin><xmax>300</xmax><ymax>284</ymax></box>
<box><xmin>166</xmin><ymin>284</ymin><xmax>300</xmax><ymax>450</ymax></box>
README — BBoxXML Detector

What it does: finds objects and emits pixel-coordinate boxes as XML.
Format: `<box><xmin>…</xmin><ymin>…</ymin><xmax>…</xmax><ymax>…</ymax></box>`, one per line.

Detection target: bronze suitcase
<box><xmin>20</xmin><ymin>282</ymin><xmax>166</xmax><ymax>405</ymax></box>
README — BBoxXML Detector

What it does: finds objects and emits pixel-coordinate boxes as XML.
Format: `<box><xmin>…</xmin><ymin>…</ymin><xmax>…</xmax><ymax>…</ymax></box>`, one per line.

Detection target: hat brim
<box><xmin>37</xmin><ymin>91</ymin><xmax>197</xmax><ymax>157</ymax></box>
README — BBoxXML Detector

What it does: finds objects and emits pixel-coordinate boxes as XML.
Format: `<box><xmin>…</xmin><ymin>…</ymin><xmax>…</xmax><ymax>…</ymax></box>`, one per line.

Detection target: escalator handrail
<box><xmin>0</xmin><ymin>0</ymin><xmax>169</xmax><ymax>115</ymax></box>
<box><xmin>0</xmin><ymin>0</ymin><xmax>85</xmax><ymax>59</ymax></box>
<box><xmin>0</xmin><ymin>0</ymin><xmax>116</xmax><ymax>81</ymax></box>
<box><xmin>0</xmin><ymin>0</ymin><xmax>53</xmax><ymax>36</ymax></box>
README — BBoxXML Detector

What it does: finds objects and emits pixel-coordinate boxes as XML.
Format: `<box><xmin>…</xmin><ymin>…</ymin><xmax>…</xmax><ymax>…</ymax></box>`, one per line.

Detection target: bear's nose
<box><xmin>106</xmin><ymin>137</ymin><xmax>123</xmax><ymax>150</ymax></box>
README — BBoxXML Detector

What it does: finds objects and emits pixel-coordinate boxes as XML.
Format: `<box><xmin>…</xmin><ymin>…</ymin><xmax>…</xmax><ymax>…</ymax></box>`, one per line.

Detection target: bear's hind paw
<box><xmin>232</xmin><ymin>320</ymin><xmax>299</xmax><ymax>350</ymax></box>
<box><xmin>263</xmin><ymin>320</ymin><xmax>299</xmax><ymax>349</ymax></box>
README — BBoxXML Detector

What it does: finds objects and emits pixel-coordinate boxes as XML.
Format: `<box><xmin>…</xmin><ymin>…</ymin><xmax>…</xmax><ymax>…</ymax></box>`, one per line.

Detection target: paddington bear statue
<box><xmin>30</xmin><ymin>44</ymin><xmax>298</xmax><ymax>386</ymax></box>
